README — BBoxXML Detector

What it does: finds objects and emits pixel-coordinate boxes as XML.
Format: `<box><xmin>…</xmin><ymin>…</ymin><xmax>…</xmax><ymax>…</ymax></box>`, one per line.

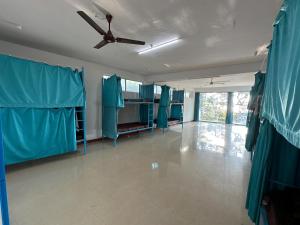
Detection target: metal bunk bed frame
<box><xmin>102</xmin><ymin>75</ymin><xmax>154</xmax><ymax>145</ymax></box>
<box><xmin>75</xmin><ymin>68</ymin><xmax>87</xmax><ymax>154</ymax></box>
<box><xmin>0</xmin><ymin>116</ymin><xmax>10</xmax><ymax>225</ymax></box>
<box><xmin>164</xmin><ymin>89</ymin><xmax>185</xmax><ymax>132</ymax></box>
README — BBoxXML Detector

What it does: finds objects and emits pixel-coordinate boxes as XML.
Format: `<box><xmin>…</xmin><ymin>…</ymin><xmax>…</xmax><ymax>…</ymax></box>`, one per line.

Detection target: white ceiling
<box><xmin>161</xmin><ymin>73</ymin><xmax>255</xmax><ymax>91</ymax></box>
<box><xmin>0</xmin><ymin>0</ymin><xmax>280</xmax><ymax>76</ymax></box>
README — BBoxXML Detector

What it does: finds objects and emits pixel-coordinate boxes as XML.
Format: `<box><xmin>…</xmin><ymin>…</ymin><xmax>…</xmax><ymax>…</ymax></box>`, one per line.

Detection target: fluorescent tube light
<box><xmin>138</xmin><ymin>38</ymin><xmax>181</xmax><ymax>55</ymax></box>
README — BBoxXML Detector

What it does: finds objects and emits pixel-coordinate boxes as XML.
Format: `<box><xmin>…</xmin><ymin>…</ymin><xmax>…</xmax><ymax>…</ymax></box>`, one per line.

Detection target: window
<box><xmin>170</xmin><ymin>88</ymin><xmax>174</xmax><ymax>101</ymax></box>
<box><xmin>121</xmin><ymin>79</ymin><xmax>126</xmax><ymax>91</ymax></box>
<box><xmin>155</xmin><ymin>85</ymin><xmax>162</xmax><ymax>95</ymax></box>
<box><xmin>200</xmin><ymin>93</ymin><xmax>228</xmax><ymax>123</ymax></box>
<box><xmin>102</xmin><ymin>76</ymin><xmax>142</xmax><ymax>93</ymax></box>
<box><xmin>185</xmin><ymin>91</ymin><xmax>190</xmax><ymax>98</ymax></box>
<box><xmin>233</xmin><ymin>92</ymin><xmax>250</xmax><ymax>125</ymax></box>
<box><xmin>125</xmin><ymin>80</ymin><xmax>142</xmax><ymax>93</ymax></box>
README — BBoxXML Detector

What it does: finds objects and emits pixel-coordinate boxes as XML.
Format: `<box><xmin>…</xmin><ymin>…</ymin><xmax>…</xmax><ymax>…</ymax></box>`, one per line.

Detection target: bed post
<box><xmin>0</xmin><ymin>113</ymin><xmax>10</xmax><ymax>225</ymax></box>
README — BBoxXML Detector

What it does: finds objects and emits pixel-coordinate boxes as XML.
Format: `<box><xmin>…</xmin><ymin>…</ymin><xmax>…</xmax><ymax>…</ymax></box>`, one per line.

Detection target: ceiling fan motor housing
<box><xmin>105</xmin><ymin>30</ymin><xmax>115</xmax><ymax>43</ymax></box>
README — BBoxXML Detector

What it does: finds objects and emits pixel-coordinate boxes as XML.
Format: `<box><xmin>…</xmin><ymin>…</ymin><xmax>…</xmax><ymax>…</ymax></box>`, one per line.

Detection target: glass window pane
<box><xmin>185</xmin><ymin>91</ymin><xmax>190</xmax><ymax>98</ymax></box>
<box><xmin>233</xmin><ymin>92</ymin><xmax>250</xmax><ymax>125</ymax></box>
<box><xmin>155</xmin><ymin>85</ymin><xmax>162</xmax><ymax>95</ymax></box>
<box><xmin>126</xmin><ymin>80</ymin><xmax>142</xmax><ymax>93</ymax></box>
<box><xmin>121</xmin><ymin>79</ymin><xmax>126</xmax><ymax>91</ymax></box>
<box><xmin>200</xmin><ymin>93</ymin><xmax>228</xmax><ymax>123</ymax></box>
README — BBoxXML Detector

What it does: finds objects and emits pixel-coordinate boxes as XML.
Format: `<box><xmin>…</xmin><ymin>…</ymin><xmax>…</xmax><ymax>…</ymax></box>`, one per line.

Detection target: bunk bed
<box><xmin>156</xmin><ymin>85</ymin><xmax>170</xmax><ymax>131</ymax></box>
<box><xmin>156</xmin><ymin>87</ymin><xmax>184</xmax><ymax>132</ymax></box>
<box><xmin>246</xmin><ymin>1</ymin><xmax>300</xmax><ymax>224</ymax></box>
<box><xmin>0</xmin><ymin>54</ymin><xmax>87</xmax><ymax>165</ymax></box>
<box><xmin>102</xmin><ymin>75</ymin><xmax>154</xmax><ymax>144</ymax></box>
<box><xmin>169</xmin><ymin>90</ymin><xmax>184</xmax><ymax>128</ymax></box>
<box><xmin>0</xmin><ymin>116</ymin><xmax>10</xmax><ymax>225</ymax></box>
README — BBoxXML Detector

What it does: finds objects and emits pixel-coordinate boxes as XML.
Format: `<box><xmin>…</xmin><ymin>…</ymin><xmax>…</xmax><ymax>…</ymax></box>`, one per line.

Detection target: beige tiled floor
<box><xmin>6</xmin><ymin>122</ymin><xmax>253</xmax><ymax>225</ymax></box>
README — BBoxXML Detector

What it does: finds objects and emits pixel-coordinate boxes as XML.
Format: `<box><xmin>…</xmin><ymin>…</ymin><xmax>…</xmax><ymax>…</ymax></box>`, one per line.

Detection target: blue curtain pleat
<box><xmin>246</xmin><ymin>1</ymin><xmax>300</xmax><ymax>223</ymax></box>
<box><xmin>102</xmin><ymin>75</ymin><xmax>124</xmax><ymax>139</ymax></box>
<box><xmin>225</xmin><ymin>92</ymin><xmax>233</xmax><ymax>124</ymax></box>
<box><xmin>262</xmin><ymin>0</ymin><xmax>300</xmax><ymax>148</ymax></box>
<box><xmin>194</xmin><ymin>93</ymin><xmax>200</xmax><ymax>121</ymax></box>
<box><xmin>139</xmin><ymin>84</ymin><xmax>154</xmax><ymax>124</ymax></box>
<box><xmin>0</xmin><ymin>54</ymin><xmax>84</xmax><ymax>108</ymax></box>
<box><xmin>245</xmin><ymin>72</ymin><xmax>265</xmax><ymax>152</ymax></box>
<box><xmin>157</xmin><ymin>85</ymin><xmax>170</xmax><ymax>128</ymax></box>
<box><xmin>0</xmin><ymin>54</ymin><xmax>85</xmax><ymax>165</ymax></box>
<box><xmin>170</xmin><ymin>105</ymin><xmax>182</xmax><ymax>120</ymax></box>
<box><xmin>1</xmin><ymin>108</ymin><xmax>76</xmax><ymax>165</ymax></box>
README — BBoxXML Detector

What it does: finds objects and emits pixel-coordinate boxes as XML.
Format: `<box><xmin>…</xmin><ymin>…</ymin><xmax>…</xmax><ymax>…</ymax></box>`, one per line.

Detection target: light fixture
<box><xmin>138</xmin><ymin>38</ymin><xmax>181</xmax><ymax>55</ymax></box>
<box><xmin>163</xmin><ymin>63</ymin><xmax>170</xmax><ymax>68</ymax></box>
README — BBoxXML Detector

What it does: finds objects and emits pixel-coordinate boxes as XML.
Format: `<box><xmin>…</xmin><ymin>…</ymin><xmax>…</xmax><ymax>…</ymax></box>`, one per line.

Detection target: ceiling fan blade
<box><xmin>77</xmin><ymin>11</ymin><xmax>106</xmax><ymax>36</ymax></box>
<box><xmin>116</xmin><ymin>37</ymin><xmax>145</xmax><ymax>45</ymax></box>
<box><xmin>94</xmin><ymin>40</ymin><xmax>108</xmax><ymax>49</ymax></box>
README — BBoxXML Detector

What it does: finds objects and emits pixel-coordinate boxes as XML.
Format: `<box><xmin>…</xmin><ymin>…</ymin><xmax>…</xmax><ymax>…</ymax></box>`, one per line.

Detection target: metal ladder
<box><xmin>75</xmin><ymin>106</ymin><xmax>87</xmax><ymax>154</ymax></box>
<box><xmin>148</xmin><ymin>103</ymin><xmax>154</xmax><ymax>131</ymax></box>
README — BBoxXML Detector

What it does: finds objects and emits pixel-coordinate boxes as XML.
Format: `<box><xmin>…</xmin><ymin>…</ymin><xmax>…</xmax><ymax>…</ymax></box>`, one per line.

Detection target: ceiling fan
<box><xmin>77</xmin><ymin>9</ymin><xmax>145</xmax><ymax>49</ymax></box>
<box><xmin>204</xmin><ymin>78</ymin><xmax>228</xmax><ymax>86</ymax></box>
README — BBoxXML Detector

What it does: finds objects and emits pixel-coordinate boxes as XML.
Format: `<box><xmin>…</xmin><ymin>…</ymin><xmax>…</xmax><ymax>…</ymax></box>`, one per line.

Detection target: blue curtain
<box><xmin>0</xmin><ymin>115</ymin><xmax>10</xmax><ymax>225</ymax></box>
<box><xmin>246</xmin><ymin>1</ymin><xmax>300</xmax><ymax>223</ymax></box>
<box><xmin>1</xmin><ymin>108</ymin><xmax>76</xmax><ymax>165</ymax></box>
<box><xmin>194</xmin><ymin>93</ymin><xmax>200</xmax><ymax>121</ymax></box>
<box><xmin>170</xmin><ymin>105</ymin><xmax>182</xmax><ymax>120</ymax></box>
<box><xmin>245</xmin><ymin>72</ymin><xmax>265</xmax><ymax>152</ymax></box>
<box><xmin>172</xmin><ymin>90</ymin><xmax>184</xmax><ymax>103</ymax></box>
<box><xmin>102</xmin><ymin>75</ymin><xmax>124</xmax><ymax>108</ymax></box>
<box><xmin>157</xmin><ymin>85</ymin><xmax>170</xmax><ymax>128</ymax></box>
<box><xmin>262</xmin><ymin>0</ymin><xmax>300</xmax><ymax>148</ymax></box>
<box><xmin>0</xmin><ymin>54</ymin><xmax>84</xmax><ymax>108</ymax></box>
<box><xmin>102</xmin><ymin>75</ymin><xmax>124</xmax><ymax>139</ymax></box>
<box><xmin>246</xmin><ymin>120</ymin><xmax>300</xmax><ymax>224</ymax></box>
<box><xmin>0</xmin><ymin>54</ymin><xmax>85</xmax><ymax>164</ymax></box>
<box><xmin>140</xmin><ymin>84</ymin><xmax>154</xmax><ymax>124</ymax></box>
<box><xmin>170</xmin><ymin>90</ymin><xmax>184</xmax><ymax>120</ymax></box>
<box><xmin>225</xmin><ymin>92</ymin><xmax>233</xmax><ymax>124</ymax></box>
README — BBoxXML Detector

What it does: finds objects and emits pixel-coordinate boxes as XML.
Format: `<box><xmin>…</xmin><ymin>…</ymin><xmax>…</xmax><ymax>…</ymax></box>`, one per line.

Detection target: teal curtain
<box><xmin>246</xmin><ymin>120</ymin><xmax>275</xmax><ymax>223</ymax></box>
<box><xmin>157</xmin><ymin>85</ymin><xmax>170</xmax><ymax>128</ymax></box>
<box><xmin>172</xmin><ymin>90</ymin><xmax>184</xmax><ymax>103</ymax></box>
<box><xmin>225</xmin><ymin>92</ymin><xmax>233</xmax><ymax>124</ymax></box>
<box><xmin>194</xmin><ymin>93</ymin><xmax>200</xmax><ymax>121</ymax></box>
<box><xmin>102</xmin><ymin>75</ymin><xmax>124</xmax><ymax>108</ymax></box>
<box><xmin>1</xmin><ymin>108</ymin><xmax>76</xmax><ymax>165</ymax></box>
<box><xmin>0</xmin><ymin>54</ymin><xmax>85</xmax><ymax>165</ymax></box>
<box><xmin>262</xmin><ymin>0</ymin><xmax>300</xmax><ymax>148</ymax></box>
<box><xmin>245</xmin><ymin>72</ymin><xmax>265</xmax><ymax>152</ymax></box>
<box><xmin>246</xmin><ymin>1</ymin><xmax>300</xmax><ymax>223</ymax></box>
<box><xmin>140</xmin><ymin>84</ymin><xmax>154</xmax><ymax>124</ymax></box>
<box><xmin>170</xmin><ymin>90</ymin><xmax>184</xmax><ymax>120</ymax></box>
<box><xmin>0</xmin><ymin>54</ymin><xmax>84</xmax><ymax>108</ymax></box>
<box><xmin>102</xmin><ymin>75</ymin><xmax>124</xmax><ymax>139</ymax></box>
<box><xmin>170</xmin><ymin>105</ymin><xmax>182</xmax><ymax>120</ymax></box>
<box><xmin>246</xmin><ymin>120</ymin><xmax>300</xmax><ymax>224</ymax></box>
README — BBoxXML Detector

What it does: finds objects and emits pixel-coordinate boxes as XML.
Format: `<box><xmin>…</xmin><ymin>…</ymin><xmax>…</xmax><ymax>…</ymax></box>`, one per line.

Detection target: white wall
<box><xmin>196</xmin><ymin>85</ymin><xmax>251</xmax><ymax>93</ymax></box>
<box><xmin>0</xmin><ymin>40</ymin><xmax>143</xmax><ymax>140</ymax></box>
<box><xmin>183</xmin><ymin>91</ymin><xmax>195</xmax><ymax>122</ymax></box>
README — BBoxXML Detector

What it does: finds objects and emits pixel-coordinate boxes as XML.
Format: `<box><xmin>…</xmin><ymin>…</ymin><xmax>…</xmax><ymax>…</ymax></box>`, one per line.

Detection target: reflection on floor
<box><xmin>6</xmin><ymin>122</ymin><xmax>252</xmax><ymax>225</ymax></box>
